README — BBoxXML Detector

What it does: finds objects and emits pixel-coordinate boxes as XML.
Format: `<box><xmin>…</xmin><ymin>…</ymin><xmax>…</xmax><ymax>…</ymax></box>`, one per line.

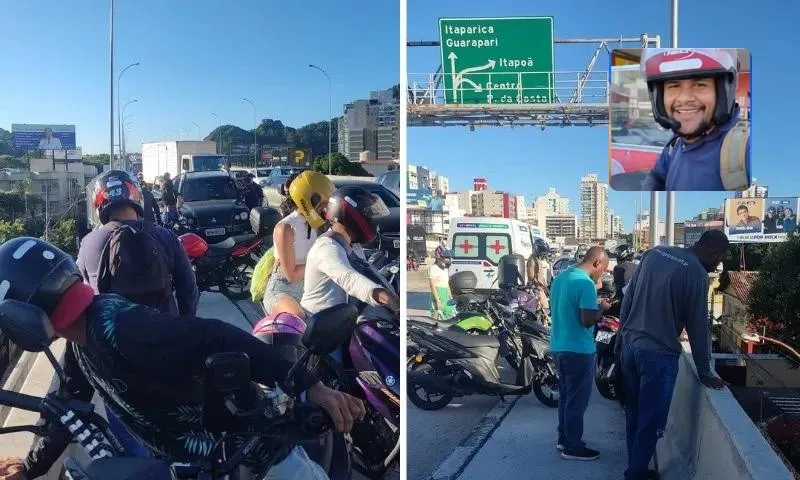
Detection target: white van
<box><xmin>447</xmin><ymin>217</ymin><xmax>547</xmax><ymax>291</ymax></box>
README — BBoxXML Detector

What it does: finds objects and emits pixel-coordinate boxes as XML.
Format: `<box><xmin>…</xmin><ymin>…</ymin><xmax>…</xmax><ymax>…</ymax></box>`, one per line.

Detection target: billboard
<box><xmin>683</xmin><ymin>220</ymin><xmax>724</xmax><ymax>247</ymax></box>
<box><xmin>12</xmin><ymin>124</ymin><xmax>76</xmax><ymax>151</ymax></box>
<box><xmin>407</xmin><ymin>188</ymin><xmax>443</xmax><ymax>211</ymax></box>
<box><xmin>724</xmin><ymin>198</ymin><xmax>799</xmax><ymax>243</ymax></box>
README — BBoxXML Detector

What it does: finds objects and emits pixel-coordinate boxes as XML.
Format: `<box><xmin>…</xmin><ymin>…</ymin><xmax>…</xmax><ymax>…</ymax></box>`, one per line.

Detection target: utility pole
<box><xmin>243</xmin><ymin>98</ymin><xmax>257</xmax><ymax>164</ymax></box>
<box><xmin>109</xmin><ymin>0</ymin><xmax>115</xmax><ymax>170</ymax></box>
<box><xmin>665</xmin><ymin>0</ymin><xmax>678</xmax><ymax>247</ymax></box>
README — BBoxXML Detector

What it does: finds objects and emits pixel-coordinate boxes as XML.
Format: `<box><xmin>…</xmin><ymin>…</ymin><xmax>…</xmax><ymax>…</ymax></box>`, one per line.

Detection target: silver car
<box><xmin>376</xmin><ymin>169</ymin><xmax>400</xmax><ymax>197</ymax></box>
<box><xmin>258</xmin><ymin>167</ymin><xmax>306</xmax><ymax>206</ymax></box>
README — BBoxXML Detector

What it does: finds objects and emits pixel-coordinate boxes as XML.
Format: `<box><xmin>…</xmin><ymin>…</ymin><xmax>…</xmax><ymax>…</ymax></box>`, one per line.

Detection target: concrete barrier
<box><xmin>656</xmin><ymin>345</ymin><xmax>794</xmax><ymax>480</ymax></box>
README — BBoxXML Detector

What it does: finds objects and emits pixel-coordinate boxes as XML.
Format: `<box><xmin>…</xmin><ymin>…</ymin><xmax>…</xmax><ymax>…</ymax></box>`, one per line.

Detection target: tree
<box><xmin>0</xmin><ymin>219</ymin><xmax>26</xmax><ymax>242</ymax></box>
<box><xmin>49</xmin><ymin>218</ymin><xmax>77</xmax><ymax>257</ymax></box>
<box><xmin>747</xmin><ymin>236</ymin><xmax>800</xmax><ymax>345</ymax></box>
<box><xmin>83</xmin><ymin>154</ymin><xmax>110</xmax><ymax>167</ymax></box>
<box><xmin>722</xmin><ymin>243</ymin><xmax>776</xmax><ymax>271</ymax></box>
<box><xmin>622</xmin><ymin>233</ymin><xmax>634</xmax><ymax>244</ymax></box>
<box><xmin>311</xmin><ymin>153</ymin><xmax>372</xmax><ymax>177</ymax></box>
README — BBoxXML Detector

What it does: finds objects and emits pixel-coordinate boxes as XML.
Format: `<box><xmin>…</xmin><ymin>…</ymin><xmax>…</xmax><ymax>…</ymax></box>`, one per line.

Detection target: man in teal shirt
<box><xmin>550</xmin><ymin>246</ymin><xmax>612</xmax><ymax>461</ymax></box>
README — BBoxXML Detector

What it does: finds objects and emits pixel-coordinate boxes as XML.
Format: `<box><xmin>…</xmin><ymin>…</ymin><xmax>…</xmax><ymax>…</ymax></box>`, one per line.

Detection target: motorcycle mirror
<box><xmin>0</xmin><ymin>300</ymin><xmax>55</xmax><ymax>353</ymax></box>
<box><xmin>302</xmin><ymin>304</ymin><xmax>359</xmax><ymax>355</ymax></box>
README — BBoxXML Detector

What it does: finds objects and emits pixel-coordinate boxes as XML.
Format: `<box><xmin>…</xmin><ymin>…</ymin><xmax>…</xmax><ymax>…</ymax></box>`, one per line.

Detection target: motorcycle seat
<box><xmin>207</xmin><ymin>237</ymin><xmax>235</xmax><ymax>256</ymax></box>
<box><xmin>230</xmin><ymin>233</ymin><xmax>258</xmax><ymax>244</ymax></box>
<box><xmin>436</xmin><ymin>329</ymin><xmax>499</xmax><ymax>348</ymax></box>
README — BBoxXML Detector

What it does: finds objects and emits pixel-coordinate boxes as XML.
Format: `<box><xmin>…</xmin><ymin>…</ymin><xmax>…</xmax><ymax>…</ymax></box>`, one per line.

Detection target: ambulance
<box><xmin>447</xmin><ymin>217</ymin><xmax>548</xmax><ymax>291</ymax></box>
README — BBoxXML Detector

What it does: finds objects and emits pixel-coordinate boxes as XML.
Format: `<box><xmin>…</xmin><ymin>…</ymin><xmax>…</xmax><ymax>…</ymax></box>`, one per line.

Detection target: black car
<box><xmin>331</xmin><ymin>178</ymin><xmax>400</xmax><ymax>259</ymax></box>
<box><xmin>173</xmin><ymin>171</ymin><xmax>251</xmax><ymax>244</ymax></box>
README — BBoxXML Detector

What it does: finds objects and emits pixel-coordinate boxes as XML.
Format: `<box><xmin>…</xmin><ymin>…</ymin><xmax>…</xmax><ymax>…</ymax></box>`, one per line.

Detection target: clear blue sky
<box><xmin>0</xmin><ymin>0</ymin><xmax>398</xmax><ymax>154</ymax></box>
<box><xmin>407</xmin><ymin>0</ymin><xmax>793</xmax><ymax>229</ymax></box>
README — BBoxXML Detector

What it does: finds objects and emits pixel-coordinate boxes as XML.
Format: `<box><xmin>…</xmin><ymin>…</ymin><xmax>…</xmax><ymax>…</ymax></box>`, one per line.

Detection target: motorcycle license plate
<box><xmin>205</xmin><ymin>228</ymin><xmax>225</xmax><ymax>237</ymax></box>
<box><xmin>393</xmin><ymin>239</ymin><xmax>400</xmax><ymax>249</ymax></box>
<box><xmin>595</xmin><ymin>330</ymin><xmax>614</xmax><ymax>344</ymax></box>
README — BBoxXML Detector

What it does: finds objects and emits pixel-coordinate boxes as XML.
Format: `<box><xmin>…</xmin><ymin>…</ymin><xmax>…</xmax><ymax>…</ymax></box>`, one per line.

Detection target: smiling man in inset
<box><xmin>641</xmin><ymin>48</ymin><xmax>750</xmax><ymax>191</ymax></box>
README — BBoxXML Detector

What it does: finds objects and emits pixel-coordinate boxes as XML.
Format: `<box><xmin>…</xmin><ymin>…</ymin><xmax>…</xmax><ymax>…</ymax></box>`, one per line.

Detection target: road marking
<box><xmin>427</xmin><ymin>396</ymin><xmax>521</xmax><ymax>480</ymax></box>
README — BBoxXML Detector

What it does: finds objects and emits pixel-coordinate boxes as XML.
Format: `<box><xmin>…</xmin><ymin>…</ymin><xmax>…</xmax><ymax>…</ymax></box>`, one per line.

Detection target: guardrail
<box><xmin>656</xmin><ymin>345</ymin><xmax>795</xmax><ymax>479</ymax></box>
<box><xmin>408</xmin><ymin>70</ymin><xmax>609</xmax><ymax>106</ymax></box>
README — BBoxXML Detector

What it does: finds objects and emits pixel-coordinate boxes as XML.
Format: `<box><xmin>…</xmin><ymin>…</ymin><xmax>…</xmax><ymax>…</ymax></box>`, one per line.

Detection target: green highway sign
<box><xmin>438</xmin><ymin>17</ymin><xmax>555</xmax><ymax>105</ymax></box>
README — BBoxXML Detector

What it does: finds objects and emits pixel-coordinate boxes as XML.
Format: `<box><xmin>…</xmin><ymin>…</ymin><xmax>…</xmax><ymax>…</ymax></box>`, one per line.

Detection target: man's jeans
<box><xmin>621</xmin><ymin>344</ymin><xmax>679</xmax><ymax>480</ymax></box>
<box><xmin>554</xmin><ymin>351</ymin><xmax>595</xmax><ymax>452</ymax></box>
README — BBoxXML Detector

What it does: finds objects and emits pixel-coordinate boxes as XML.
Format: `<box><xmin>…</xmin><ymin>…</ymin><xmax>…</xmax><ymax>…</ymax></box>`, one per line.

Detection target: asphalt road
<box><xmin>406</xmin><ymin>266</ymin><xmax>505</xmax><ymax>480</ymax></box>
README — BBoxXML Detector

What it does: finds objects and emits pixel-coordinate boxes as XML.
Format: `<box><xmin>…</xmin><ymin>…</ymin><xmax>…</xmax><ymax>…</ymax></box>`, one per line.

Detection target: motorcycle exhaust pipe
<box><xmin>407</xmin><ymin>371</ymin><xmax>455</xmax><ymax>394</ymax></box>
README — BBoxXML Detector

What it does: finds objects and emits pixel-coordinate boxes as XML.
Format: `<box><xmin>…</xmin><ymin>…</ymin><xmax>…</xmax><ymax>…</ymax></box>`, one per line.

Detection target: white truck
<box><xmin>141</xmin><ymin>141</ymin><xmax>226</xmax><ymax>183</ymax></box>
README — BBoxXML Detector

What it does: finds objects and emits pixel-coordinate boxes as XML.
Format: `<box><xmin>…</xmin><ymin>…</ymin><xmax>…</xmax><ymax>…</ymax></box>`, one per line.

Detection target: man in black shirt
<box><xmin>0</xmin><ymin>237</ymin><xmax>363</xmax><ymax>479</ymax></box>
<box><xmin>137</xmin><ymin>172</ymin><xmax>161</xmax><ymax>225</ymax></box>
<box><xmin>160</xmin><ymin>174</ymin><xmax>180</xmax><ymax>226</ymax></box>
<box><xmin>242</xmin><ymin>173</ymin><xmax>265</xmax><ymax>210</ymax></box>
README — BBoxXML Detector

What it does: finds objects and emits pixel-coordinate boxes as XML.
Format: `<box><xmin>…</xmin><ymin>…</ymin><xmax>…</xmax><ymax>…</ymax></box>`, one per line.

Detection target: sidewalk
<box><xmin>456</xmin><ymin>387</ymin><xmax>627</xmax><ymax>480</ymax></box>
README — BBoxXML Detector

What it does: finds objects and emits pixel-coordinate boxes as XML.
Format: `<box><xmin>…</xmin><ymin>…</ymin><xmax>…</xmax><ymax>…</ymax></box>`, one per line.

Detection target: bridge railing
<box><xmin>407</xmin><ymin>70</ymin><xmax>610</xmax><ymax>106</ymax></box>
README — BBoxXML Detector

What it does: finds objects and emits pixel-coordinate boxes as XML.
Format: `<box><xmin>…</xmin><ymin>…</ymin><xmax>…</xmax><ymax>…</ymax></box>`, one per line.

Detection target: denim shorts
<box><xmin>262</xmin><ymin>268</ymin><xmax>304</xmax><ymax>314</ymax></box>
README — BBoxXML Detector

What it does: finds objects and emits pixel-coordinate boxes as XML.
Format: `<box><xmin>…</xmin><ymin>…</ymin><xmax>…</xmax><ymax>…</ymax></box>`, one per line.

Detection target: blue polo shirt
<box><xmin>642</xmin><ymin>106</ymin><xmax>750</xmax><ymax>191</ymax></box>
<box><xmin>549</xmin><ymin>266</ymin><xmax>598</xmax><ymax>354</ymax></box>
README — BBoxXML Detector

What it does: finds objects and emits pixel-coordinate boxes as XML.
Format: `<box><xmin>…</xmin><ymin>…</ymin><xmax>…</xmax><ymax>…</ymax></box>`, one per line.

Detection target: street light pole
<box><xmin>121</xmin><ymin>99</ymin><xmax>138</xmax><ymax>159</ymax></box>
<box><xmin>192</xmin><ymin>121</ymin><xmax>201</xmax><ymax>140</ymax></box>
<box><xmin>309</xmin><ymin>64</ymin><xmax>332</xmax><ymax>175</ymax></box>
<box><xmin>665</xmin><ymin>0</ymin><xmax>678</xmax><ymax>247</ymax></box>
<box><xmin>109</xmin><ymin>0</ymin><xmax>114</xmax><ymax>169</ymax></box>
<box><xmin>242</xmin><ymin>98</ymin><xmax>257</xmax><ymax>164</ymax></box>
<box><xmin>210</xmin><ymin>112</ymin><xmax>221</xmax><ymax>154</ymax></box>
<box><xmin>117</xmin><ymin>62</ymin><xmax>140</xmax><ymax>163</ymax></box>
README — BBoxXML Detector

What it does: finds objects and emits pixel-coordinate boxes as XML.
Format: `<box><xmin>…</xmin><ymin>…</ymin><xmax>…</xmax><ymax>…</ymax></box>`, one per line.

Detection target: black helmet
<box><xmin>435</xmin><ymin>248</ymin><xmax>453</xmax><ymax>268</ymax></box>
<box><xmin>575</xmin><ymin>245</ymin><xmax>589</xmax><ymax>262</ymax></box>
<box><xmin>534</xmin><ymin>238</ymin><xmax>549</xmax><ymax>258</ymax></box>
<box><xmin>326</xmin><ymin>186</ymin><xmax>391</xmax><ymax>244</ymax></box>
<box><xmin>616</xmin><ymin>245</ymin><xmax>634</xmax><ymax>262</ymax></box>
<box><xmin>88</xmin><ymin>170</ymin><xmax>144</xmax><ymax>225</ymax></box>
<box><xmin>0</xmin><ymin>237</ymin><xmax>84</xmax><ymax>325</ymax></box>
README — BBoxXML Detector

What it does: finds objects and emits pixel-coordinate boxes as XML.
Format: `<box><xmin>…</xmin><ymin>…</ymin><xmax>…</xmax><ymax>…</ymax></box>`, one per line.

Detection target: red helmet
<box><xmin>326</xmin><ymin>186</ymin><xmax>391</xmax><ymax>244</ymax></box>
<box><xmin>88</xmin><ymin>170</ymin><xmax>144</xmax><ymax>225</ymax></box>
<box><xmin>178</xmin><ymin>233</ymin><xmax>208</xmax><ymax>259</ymax></box>
<box><xmin>641</xmin><ymin>48</ymin><xmax>740</xmax><ymax>131</ymax></box>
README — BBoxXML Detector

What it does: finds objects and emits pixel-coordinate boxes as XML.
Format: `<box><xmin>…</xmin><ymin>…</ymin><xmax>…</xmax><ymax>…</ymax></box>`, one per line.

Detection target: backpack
<box><xmin>250</xmin><ymin>246</ymin><xmax>276</xmax><ymax>304</ymax></box>
<box><xmin>96</xmin><ymin>221</ymin><xmax>173</xmax><ymax>309</ymax></box>
<box><xmin>719</xmin><ymin>120</ymin><xmax>750</xmax><ymax>191</ymax></box>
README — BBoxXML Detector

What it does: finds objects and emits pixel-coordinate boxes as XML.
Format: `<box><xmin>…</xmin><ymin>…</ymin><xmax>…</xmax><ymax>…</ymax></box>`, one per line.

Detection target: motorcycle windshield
<box><xmin>348</xmin><ymin>252</ymin><xmax>396</xmax><ymax>295</ymax></box>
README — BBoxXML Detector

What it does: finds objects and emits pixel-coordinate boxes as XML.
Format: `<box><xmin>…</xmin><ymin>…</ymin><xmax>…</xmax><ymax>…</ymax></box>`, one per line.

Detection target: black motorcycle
<box><xmin>0</xmin><ymin>300</ymin><xmax>356</xmax><ymax>480</ymax></box>
<box><xmin>406</xmin><ymin>284</ymin><xmax>559</xmax><ymax>410</ymax></box>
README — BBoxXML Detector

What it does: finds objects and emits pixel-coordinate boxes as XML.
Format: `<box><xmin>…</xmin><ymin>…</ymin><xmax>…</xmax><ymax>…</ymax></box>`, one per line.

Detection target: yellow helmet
<box><xmin>289</xmin><ymin>171</ymin><xmax>335</xmax><ymax>229</ymax></box>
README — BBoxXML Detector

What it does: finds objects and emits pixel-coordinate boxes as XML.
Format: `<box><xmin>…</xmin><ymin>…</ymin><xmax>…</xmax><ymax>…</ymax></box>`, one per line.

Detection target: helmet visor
<box><xmin>360</xmin><ymin>193</ymin><xmax>391</xmax><ymax>220</ymax></box>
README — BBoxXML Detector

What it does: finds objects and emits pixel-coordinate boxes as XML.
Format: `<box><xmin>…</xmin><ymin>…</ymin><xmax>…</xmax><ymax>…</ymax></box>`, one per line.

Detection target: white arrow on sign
<box><xmin>447</xmin><ymin>55</ymin><xmax>497</xmax><ymax>101</ymax></box>
<box><xmin>448</xmin><ymin>52</ymin><xmax>460</xmax><ymax>102</ymax></box>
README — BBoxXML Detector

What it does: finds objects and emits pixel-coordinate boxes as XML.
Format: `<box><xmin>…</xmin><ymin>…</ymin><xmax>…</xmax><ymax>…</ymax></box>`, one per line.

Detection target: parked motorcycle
<box><xmin>252</xmin><ymin>250</ymin><xmax>400</xmax><ymax>479</ymax></box>
<box><xmin>407</xmin><ymin>283</ymin><xmax>559</xmax><ymax>410</ymax></box>
<box><xmin>406</xmin><ymin>254</ymin><xmax>419</xmax><ymax>271</ymax></box>
<box><xmin>178</xmin><ymin>207</ymin><xmax>280</xmax><ymax>300</ymax></box>
<box><xmin>594</xmin><ymin>315</ymin><xmax>623</xmax><ymax>403</ymax></box>
<box><xmin>0</xmin><ymin>299</ymin><xmax>357</xmax><ymax>480</ymax></box>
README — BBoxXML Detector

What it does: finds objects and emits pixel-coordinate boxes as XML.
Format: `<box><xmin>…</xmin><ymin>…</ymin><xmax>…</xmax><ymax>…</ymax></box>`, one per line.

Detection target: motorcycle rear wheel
<box><xmin>219</xmin><ymin>256</ymin><xmax>257</xmax><ymax>300</ymax></box>
<box><xmin>407</xmin><ymin>361</ymin><xmax>453</xmax><ymax>411</ymax></box>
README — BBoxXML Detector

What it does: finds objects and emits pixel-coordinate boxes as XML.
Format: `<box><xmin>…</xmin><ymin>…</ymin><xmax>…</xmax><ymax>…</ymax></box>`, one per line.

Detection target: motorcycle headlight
<box><xmin>389</xmin><ymin>266</ymin><xmax>399</xmax><ymax>274</ymax></box>
<box><xmin>239</xmin><ymin>212</ymin><xmax>249</xmax><ymax>220</ymax></box>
